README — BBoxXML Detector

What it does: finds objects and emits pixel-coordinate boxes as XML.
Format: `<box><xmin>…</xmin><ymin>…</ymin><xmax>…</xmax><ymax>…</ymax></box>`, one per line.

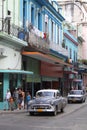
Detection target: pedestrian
<box><xmin>26</xmin><ymin>92</ymin><xmax>31</xmax><ymax>110</ymax></box>
<box><xmin>21</xmin><ymin>88</ymin><xmax>25</xmax><ymax>109</ymax></box>
<box><xmin>13</xmin><ymin>88</ymin><xmax>19</xmax><ymax>109</ymax></box>
<box><xmin>18</xmin><ymin>88</ymin><xmax>25</xmax><ymax>109</ymax></box>
<box><xmin>5</xmin><ymin>89</ymin><xmax>11</xmax><ymax>110</ymax></box>
<box><xmin>9</xmin><ymin>96</ymin><xmax>14</xmax><ymax>111</ymax></box>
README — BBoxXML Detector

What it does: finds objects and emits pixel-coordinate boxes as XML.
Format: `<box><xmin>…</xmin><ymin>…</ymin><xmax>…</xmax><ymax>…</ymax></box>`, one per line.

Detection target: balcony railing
<box><xmin>29</xmin><ymin>31</ymin><xmax>50</xmax><ymax>52</ymax></box>
<box><xmin>0</xmin><ymin>19</ymin><xmax>26</xmax><ymax>41</ymax></box>
<box><xmin>49</xmin><ymin>41</ymin><xmax>68</xmax><ymax>57</ymax></box>
<box><xmin>0</xmin><ymin>19</ymin><xmax>68</xmax><ymax>57</ymax></box>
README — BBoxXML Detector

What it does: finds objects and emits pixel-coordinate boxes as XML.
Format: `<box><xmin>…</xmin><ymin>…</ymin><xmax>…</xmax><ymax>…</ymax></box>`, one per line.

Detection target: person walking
<box><xmin>9</xmin><ymin>96</ymin><xmax>14</xmax><ymax>111</ymax></box>
<box><xmin>21</xmin><ymin>88</ymin><xmax>25</xmax><ymax>109</ymax></box>
<box><xmin>13</xmin><ymin>88</ymin><xmax>19</xmax><ymax>109</ymax></box>
<box><xmin>18</xmin><ymin>88</ymin><xmax>23</xmax><ymax>110</ymax></box>
<box><xmin>26</xmin><ymin>92</ymin><xmax>31</xmax><ymax>110</ymax></box>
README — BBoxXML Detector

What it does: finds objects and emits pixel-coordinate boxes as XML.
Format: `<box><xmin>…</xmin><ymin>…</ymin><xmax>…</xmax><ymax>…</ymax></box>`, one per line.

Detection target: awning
<box><xmin>0</xmin><ymin>69</ymin><xmax>33</xmax><ymax>75</ymax></box>
<box><xmin>22</xmin><ymin>51</ymin><xmax>73</xmax><ymax>67</ymax></box>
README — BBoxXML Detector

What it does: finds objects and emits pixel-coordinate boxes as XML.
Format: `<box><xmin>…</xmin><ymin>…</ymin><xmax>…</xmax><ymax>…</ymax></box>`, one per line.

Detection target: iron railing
<box><xmin>29</xmin><ymin>31</ymin><xmax>50</xmax><ymax>52</ymax></box>
<box><xmin>0</xmin><ymin>19</ymin><xmax>68</xmax><ymax>57</ymax></box>
<box><xmin>0</xmin><ymin>19</ymin><xmax>26</xmax><ymax>41</ymax></box>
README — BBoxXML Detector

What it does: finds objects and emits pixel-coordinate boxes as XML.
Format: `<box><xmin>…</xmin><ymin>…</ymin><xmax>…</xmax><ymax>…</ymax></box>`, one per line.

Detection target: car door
<box><xmin>56</xmin><ymin>91</ymin><xmax>62</xmax><ymax>109</ymax></box>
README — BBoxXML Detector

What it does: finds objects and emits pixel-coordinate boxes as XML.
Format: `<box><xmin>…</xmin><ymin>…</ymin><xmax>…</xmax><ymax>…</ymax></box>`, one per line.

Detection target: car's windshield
<box><xmin>36</xmin><ymin>91</ymin><xmax>54</xmax><ymax>97</ymax></box>
<box><xmin>70</xmin><ymin>90</ymin><xmax>83</xmax><ymax>95</ymax></box>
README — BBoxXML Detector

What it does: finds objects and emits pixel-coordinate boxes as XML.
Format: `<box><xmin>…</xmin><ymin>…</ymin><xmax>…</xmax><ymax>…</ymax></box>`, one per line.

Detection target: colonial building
<box><xmin>57</xmin><ymin>0</ymin><xmax>87</xmax><ymax>89</ymax></box>
<box><xmin>0</xmin><ymin>0</ymin><xmax>80</xmax><ymax>110</ymax></box>
<box><xmin>0</xmin><ymin>0</ymin><xmax>33</xmax><ymax>110</ymax></box>
<box><xmin>21</xmin><ymin>0</ymin><xmax>77</xmax><ymax>96</ymax></box>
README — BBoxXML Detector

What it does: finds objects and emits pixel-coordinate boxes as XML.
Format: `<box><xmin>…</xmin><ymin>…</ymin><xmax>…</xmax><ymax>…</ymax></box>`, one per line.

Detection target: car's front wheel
<box><xmin>29</xmin><ymin>112</ymin><xmax>34</xmax><ymax>116</ymax></box>
<box><xmin>53</xmin><ymin>106</ymin><xmax>57</xmax><ymax>116</ymax></box>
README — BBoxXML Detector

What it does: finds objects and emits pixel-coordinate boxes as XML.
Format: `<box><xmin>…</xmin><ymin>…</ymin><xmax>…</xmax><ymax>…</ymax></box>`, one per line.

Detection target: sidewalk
<box><xmin>0</xmin><ymin>109</ymin><xmax>27</xmax><ymax>114</ymax></box>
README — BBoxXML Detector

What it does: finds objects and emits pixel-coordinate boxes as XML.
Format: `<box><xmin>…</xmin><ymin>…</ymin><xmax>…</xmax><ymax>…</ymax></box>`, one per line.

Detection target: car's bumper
<box><xmin>28</xmin><ymin>105</ymin><xmax>55</xmax><ymax>113</ymax></box>
<box><xmin>67</xmin><ymin>97</ymin><xmax>83</xmax><ymax>102</ymax></box>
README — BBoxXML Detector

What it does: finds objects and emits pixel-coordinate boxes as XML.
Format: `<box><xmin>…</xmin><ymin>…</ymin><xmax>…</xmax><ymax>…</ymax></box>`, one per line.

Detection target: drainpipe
<box><xmin>2</xmin><ymin>0</ymin><xmax>4</xmax><ymax>31</ymax></box>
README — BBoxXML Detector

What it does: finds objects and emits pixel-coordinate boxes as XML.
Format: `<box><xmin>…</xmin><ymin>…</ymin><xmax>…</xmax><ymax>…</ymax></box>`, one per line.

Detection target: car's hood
<box><xmin>31</xmin><ymin>97</ymin><xmax>54</xmax><ymax>104</ymax></box>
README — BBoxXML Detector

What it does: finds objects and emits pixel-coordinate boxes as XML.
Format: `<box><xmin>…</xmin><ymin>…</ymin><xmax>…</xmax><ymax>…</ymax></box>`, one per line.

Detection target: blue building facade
<box><xmin>20</xmin><ymin>0</ymin><xmax>75</xmax><ymax>97</ymax></box>
<box><xmin>63</xmin><ymin>29</ymin><xmax>78</xmax><ymax>63</ymax></box>
<box><xmin>0</xmin><ymin>0</ymin><xmax>80</xmax><ymax>110</ymax></box>
<box><xmin>0</xmin><ymin>0</ymin><xmax>33</xmax><ymax>110</ymax></box>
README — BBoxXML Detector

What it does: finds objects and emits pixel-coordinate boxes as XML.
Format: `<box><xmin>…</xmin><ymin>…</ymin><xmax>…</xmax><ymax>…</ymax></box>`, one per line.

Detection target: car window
<box><xmin>70</xmin><ymin>90</ymin><xmax>83</xmax><ymax>95</ymax></box>
<box><xmin>36</xmin><ymin>91</ymin><xmax>54</xmax><ymax>97</ymax></box>
<box><xmin>57</xmin><ymin>92</ymin><xmax>60</xmax><ymax>97</ymax></box>
<box><xmin>36</xmin><ymin>92</ymin><xmax>43</xmax><ymax>97</ymax></box>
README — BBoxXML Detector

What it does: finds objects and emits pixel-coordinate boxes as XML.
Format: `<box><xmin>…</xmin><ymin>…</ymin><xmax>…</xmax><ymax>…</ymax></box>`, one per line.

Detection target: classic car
<box><xmin>67</xmin><ymin>89</ymin><xmax>86</xmax><ymax>103</ymax></box>
<box><xmin>28</xmin><ymin>89</ymin><xmax>67</xmax><ymax>116</ymax></box>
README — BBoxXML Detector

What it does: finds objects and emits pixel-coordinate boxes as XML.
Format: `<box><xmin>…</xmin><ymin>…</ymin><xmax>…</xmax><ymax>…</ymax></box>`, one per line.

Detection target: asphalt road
<box><xmin>0</xmin><ymin>100</ymin><xmax>87</xmax><ymax>130</ymax></box>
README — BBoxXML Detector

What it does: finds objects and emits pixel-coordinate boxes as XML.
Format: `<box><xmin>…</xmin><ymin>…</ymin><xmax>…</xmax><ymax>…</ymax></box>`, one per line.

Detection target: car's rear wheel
<box><xmin>61</xmin><ymin>107</ymin><xmax>64</xmax><ymax>113</ymax></box>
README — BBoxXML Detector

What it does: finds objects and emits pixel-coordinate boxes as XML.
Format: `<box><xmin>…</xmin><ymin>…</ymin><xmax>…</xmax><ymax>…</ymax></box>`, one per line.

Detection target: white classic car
<box><xmin>67</xmin><ymin>89</ymin><xmax>86</xmax><ymax>103</ymax></box>
<box><xmin>28</xmin><ymin>89</ymin><xmax>67</xmax><ymax>116</ymax></box>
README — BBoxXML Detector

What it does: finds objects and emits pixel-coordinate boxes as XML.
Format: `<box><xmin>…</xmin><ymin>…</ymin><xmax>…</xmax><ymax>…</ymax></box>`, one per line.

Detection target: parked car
<box><xmin>67</xmin><ymin>89</ymin><xmax>86</xmax><ymax>103</ymax></box>
<box><xmin>28</xmin><ymin>89</ymin><xmax>67</xmax><ymax>116</ymax></box>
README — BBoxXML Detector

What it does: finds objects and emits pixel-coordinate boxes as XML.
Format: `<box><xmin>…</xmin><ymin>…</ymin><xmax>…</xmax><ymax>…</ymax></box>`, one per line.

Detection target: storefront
<box><xmin>0</xmin><ymin>70</ymin><xmax>33</xmax><ymax>110</ymax></box>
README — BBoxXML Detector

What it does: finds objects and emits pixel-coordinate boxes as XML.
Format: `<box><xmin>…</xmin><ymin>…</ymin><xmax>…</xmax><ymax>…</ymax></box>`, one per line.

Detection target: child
<box><xmin>9</xmin><ymin>96</ymin><xmax>14</xmax><ymax>111</ymax></box>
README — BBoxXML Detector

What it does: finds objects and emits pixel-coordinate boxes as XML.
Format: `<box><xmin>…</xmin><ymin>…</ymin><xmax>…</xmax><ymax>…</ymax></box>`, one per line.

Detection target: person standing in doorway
<box><xmin>21</xmin><ymin>88</ymin><xmax>25</xmax><ymax>109</ymax></box>
<box><xmin>13</xmin><ymin>88</ymin><xmax>19</xmax><ymax>109</ymax></box>
<box><xmin>18</xmin><ymin>88</ymin><xmax>23</xmax><ymax>110</ymax></box>
<box><xmin>5</xmin><ymin>89</ymin><xmax>11</xmax><ymax>110</ymax></box>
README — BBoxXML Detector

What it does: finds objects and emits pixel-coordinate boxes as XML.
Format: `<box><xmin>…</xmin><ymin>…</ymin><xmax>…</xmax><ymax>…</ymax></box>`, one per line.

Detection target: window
<box><xmin>51</xmin><ymin>21</ymin><xmax>54</xmax><ymax>41</ymax></box>
<box><xmin>9</xmin><ymin>74</ymin><xmax>18</xmax><ymax>95</ymax></box>
<box><xmin>57</xmin><ymin>26</ymin><xmax>59</xmax><ymax>44</ymax></box>
<box><xmin>45</xmin><ymin>22</ymin><xmax>47</xmax><ymax>33</ymax></box>
<box><xmin>70</xmin><ymin>48</ymin><xmax>72</xmax><ymax>59</ymax></box>
<box><xmin>76</xmin><ymin>52</ymin><xmax>77</xmax><ymax>62</ymax></box>
<box><xmin>74</xmin><ymin>50</ymin><xmax>75</xmax><ymax>62</ymax></box>
<box><xmin>31</xmin><ymin>7</ymin><xmax>34</xmax><ymax>25</ymax></box>
<box><xmin>38</xmin><ymin>13</ymin><xmax>42</xmax><ymax>30</ymax></box>
<box><xmin>7</xmin><ymin>10</ymin><xmax>11</xmax><ymax>34</ymax></box>
<box><xmin>45</xmin><ymin>14</ymin><xmax>48</xmax><ymax>34</ymax></box>
<box><xmin>0</xmin><ymin>73</ymin><xmax>3</xmax><ymax>102</ymax></box>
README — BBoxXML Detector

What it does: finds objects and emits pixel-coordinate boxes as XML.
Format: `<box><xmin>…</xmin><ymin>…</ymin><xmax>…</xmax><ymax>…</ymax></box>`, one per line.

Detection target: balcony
<box><xmin>0</xmin><ymin>19</ymin><xmax>27</xmax><ymax>47</ymax></box>
<box><xmin>29</xmin><ymin>30</ymin><xmax>50</xmax><ymax>53</ymax></box>
<box><xmin>49</xmin><ymin>41</ymin><xmax>68</xmax><ymax>57</ymax></box>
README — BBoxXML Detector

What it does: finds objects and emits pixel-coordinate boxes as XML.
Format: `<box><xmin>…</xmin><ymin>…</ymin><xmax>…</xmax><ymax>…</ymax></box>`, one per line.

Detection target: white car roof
<box><xmin>37</xmin><ymin>89</ymin><xmax>60</xmax><ymax>93</ymax></box>
<box><xmin>71</xmin><ymin>90</ymin><xmax>83</xmax><ymax>92</ymax></box>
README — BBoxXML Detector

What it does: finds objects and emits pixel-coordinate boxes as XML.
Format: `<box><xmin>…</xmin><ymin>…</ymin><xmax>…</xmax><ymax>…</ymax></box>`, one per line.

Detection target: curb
<box><xmin>0</xmin><ymin>110</ymin><xmax>28</xmax><ymax>115</ymax></box>
<box><xmin>0</xmin><ymin>102</ymin><xmax>87</xmax><ymax>115</ymax></box>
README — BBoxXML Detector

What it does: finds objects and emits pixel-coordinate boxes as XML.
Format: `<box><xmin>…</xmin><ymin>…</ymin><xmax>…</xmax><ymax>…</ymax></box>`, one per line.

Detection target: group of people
<box><xmin>5</xmin><ymin>88</ymin><xmax>31</xmax><ymax>111</ymax></box>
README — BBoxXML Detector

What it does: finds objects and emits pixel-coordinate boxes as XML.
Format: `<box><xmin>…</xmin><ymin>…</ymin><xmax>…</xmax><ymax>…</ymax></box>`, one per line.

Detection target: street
<box><xmin>0</xmin><ymin>101</ymin><xmax>87</xmax><ymax>130</ymax></box>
